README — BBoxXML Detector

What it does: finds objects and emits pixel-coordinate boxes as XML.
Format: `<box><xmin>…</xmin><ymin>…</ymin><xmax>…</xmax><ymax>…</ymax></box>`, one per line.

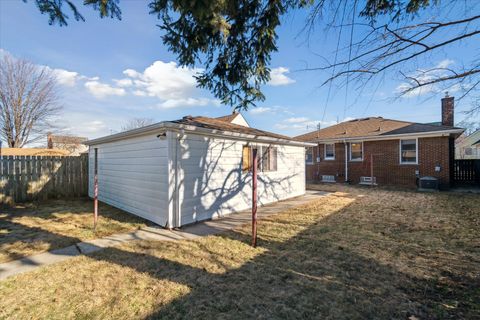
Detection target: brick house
<box><xmin>295</xmin><ymin>95</ymin><xmax>464</xmax><ymax>189</ymax></box>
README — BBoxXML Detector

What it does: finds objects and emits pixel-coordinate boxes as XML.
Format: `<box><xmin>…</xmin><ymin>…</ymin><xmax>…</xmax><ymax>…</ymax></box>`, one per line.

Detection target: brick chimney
<box><xmin>441</xmin><ymin>92</ymin><xmax>454</xmax><ymax>127</ymax></box>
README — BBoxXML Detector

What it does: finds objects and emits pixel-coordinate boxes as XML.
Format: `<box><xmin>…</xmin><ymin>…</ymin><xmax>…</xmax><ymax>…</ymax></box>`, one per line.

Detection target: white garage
<box><xmin>85</xmin><ymin>113</ymin><xmax>313</xmax><ymax>228</ymax></box>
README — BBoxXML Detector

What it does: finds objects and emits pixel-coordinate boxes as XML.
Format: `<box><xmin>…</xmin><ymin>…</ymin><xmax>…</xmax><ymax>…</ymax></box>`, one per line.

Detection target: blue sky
<box><xmin>1</xmin><ymin>0</ymin><xmax>478</xmax><ymax>141</ymax></box>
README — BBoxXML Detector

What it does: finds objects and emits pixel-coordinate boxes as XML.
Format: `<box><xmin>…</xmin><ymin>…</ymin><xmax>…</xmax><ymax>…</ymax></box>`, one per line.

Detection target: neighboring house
<box><xmin>85</xmin><ymin>113</ymin><xmax>313</xmax><ymax>227</ymax></box>
<box><xmin>455</xmin><ymin>130</ymin><xmax>480</xmax><ymax>159</ymax></box>
<box><xmin>295</xmin><ymin>95</ymin><xmax>464</xmax><ymax>189</ymax></box>
<box><xmin>47</xmin><ymin>134</ymin><xmax>88</xmax><ymax>156</ymax></box>
<box><xmin>0</xmin><ymin>148</ymin><xmax>70</xmax><ymax>157</ymax></box>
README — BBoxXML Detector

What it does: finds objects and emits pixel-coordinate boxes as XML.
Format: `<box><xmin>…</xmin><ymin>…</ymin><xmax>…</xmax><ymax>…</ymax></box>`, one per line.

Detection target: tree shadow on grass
<box><xmin>88</xmin><ymin>199</ymin><xmax>479</xmax><ymax>320</ymax></box>
<box><xmin>0</xmin><ymin>199</ymin><xmax>150</xmax><ymax>262</ymax></box>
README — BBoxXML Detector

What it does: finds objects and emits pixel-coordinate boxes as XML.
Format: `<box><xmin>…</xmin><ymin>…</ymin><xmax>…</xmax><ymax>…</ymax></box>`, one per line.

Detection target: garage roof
<box><xmin>86</xmin><ymin>114</ymin><xmax>314</xmax><ymax>147</ymax></box>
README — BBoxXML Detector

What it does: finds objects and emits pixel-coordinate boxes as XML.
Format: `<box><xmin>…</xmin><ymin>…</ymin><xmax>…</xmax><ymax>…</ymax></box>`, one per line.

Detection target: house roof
<box><xmin>0</xmin><ymin>148</ymin><xmax>70</xmax><ymax>156</ymax></box>
<box><xmin>86</xmin><ymin>114</ymin><xmax>314</xmax><ymax>147</ymax></box>
<box><xmin>295</xmin><ymin>117</ymin><xmax>464</xmax><ymax>142</ymax></box>
<box><xmin>48</xmin><ymin>134</ymin><xmax>87</xmax><ymax>144</ymax></box>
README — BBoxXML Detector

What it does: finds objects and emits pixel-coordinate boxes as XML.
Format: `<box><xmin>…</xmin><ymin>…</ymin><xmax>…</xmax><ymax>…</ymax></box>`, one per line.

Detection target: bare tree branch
<box><xmin>121</xmin><ymin>117</ymin><xmax>155</xmax><ymax>131</ymax></box>
<box><xmin>0</xmin><ymin>55</ymin><xmax>62</xmax><ymax>148</ymax></box>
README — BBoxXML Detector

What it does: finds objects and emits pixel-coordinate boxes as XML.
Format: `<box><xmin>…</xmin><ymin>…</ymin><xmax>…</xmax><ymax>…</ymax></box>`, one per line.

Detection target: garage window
<box><xmin>243</xmin><ymin>145</ymin><xmax>277</xmax><ymax>172</ymax></box>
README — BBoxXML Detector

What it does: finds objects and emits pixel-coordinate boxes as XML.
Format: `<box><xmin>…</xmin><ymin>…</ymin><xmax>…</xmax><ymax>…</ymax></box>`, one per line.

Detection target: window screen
<box><xmin>325</xmin><ymin>144</ymin><xmax>335</xmax><ymax>159</ymax></box>
<box><xmin>350</xmin><ymin>143</ymin><xmax>363</xmax><ymax>161</ymax></box>
<box><xmin>305</xmin><ymin>147</ymin><xmax>313</xmax><ymax>164</ymax></box>
<box><xmin>400</xmin><ymin>139</ymin><xmax>417</xmax><ymax>163</ymax></box>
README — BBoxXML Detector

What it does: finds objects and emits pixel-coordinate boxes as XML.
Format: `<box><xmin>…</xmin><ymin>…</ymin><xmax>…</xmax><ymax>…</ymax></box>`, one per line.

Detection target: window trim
<box><xmin>349</xmin><ymin>141</ymin><xmax>363</xmax><ymax>162</ymax></box>
<box><xmin>324</xmin><ymin>143</ymin><xmax>335</xmax><ymax>160</ymax></box>
<box><xmin>399</xmin><ymin>138</ymin><xmax>418</xmax><ymax>165</ymax></box>
<box><xmin>305</xmin><ymin>147</ymin><xmax>314</xmax><ymax>165</ymax></box>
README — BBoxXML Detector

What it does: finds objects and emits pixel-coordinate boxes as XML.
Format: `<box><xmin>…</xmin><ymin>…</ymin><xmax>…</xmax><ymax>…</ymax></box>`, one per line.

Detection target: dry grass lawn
<box><xmin>0</xmin><ymin>199</ymin><xmax>149</xmax><ymax>263</ymax></box>
<box><xmin>0</xmin><ymin>185</ymin><xmax>479</xmax><ymax>319</ymax></box>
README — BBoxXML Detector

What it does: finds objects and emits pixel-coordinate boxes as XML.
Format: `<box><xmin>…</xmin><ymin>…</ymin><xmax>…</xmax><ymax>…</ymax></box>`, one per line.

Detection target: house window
<box><xmin>243</xmin><ymin>145</ymin><xmax>277</xmax><ymax>172</ymax></box>
<box><xmin>400</xmin><ymin>139</ymin><xmax>417</xmax><ymax>164</ymax></box>
<box><xmin>350</xmin><ymin>142</ymin><xmax>363</xmax><ymax>161</ymax></box>
<box><xmin>324</xmin><ymin>143</ymin><xmax>335</xmax><ymax>160</ymax></box>
<box><xmin>305</xmin><ymin>147</ymin><xmax>314</xmax><ymax>165</ymax></box>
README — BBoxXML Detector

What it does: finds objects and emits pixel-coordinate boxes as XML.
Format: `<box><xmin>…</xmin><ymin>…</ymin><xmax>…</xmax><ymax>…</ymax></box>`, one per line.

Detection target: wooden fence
<box><xmin>0</xmin><ymin>154</ymin><xmax>89</xmax><ymax>204</ymax></box>
<box><xmin>453</xmin><ymin>159</ymin><xmax>480</xmax><ymax>186</ymax></box>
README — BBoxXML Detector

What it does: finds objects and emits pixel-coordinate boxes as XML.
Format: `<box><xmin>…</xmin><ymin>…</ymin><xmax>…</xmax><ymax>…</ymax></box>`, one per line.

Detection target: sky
<box><xmin>1</xmin><ymin>0</ymin><xmax>479</xmax><ymax>143</ymax></box>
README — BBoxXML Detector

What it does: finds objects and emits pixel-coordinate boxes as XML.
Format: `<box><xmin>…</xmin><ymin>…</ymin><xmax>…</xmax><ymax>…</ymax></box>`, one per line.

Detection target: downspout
<box><xmin>344</xmin><ymin>140</ymin><xmax>348</xmax><ymax>182</ymax></box>
<box><xmin>173</xmin><ymin>132</ymin><xmax>180</xmax><ymax>228</ymax></box>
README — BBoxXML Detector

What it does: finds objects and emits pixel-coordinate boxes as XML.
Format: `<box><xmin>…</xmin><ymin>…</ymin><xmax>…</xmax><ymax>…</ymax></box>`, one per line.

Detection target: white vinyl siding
<box><xmin>176</xmin><ymin>133</ymin><xmax>305</xmax><ymax>226</ymax></box>
<box><xmin>88</xmin><ymin>134</ymin><xmax>169</xmax><ymax>226</ymax></box>
<box><xmin>88</xmin><ymin>131</ymin><xmax>306</xmax><ymax>227</ymax></box>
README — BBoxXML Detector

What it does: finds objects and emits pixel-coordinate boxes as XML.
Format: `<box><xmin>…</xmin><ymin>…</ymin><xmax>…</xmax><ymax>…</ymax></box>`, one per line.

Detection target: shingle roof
<box><xmin>173</xmin><ymin>116</ymin><xmax>292</xmax><ymax>140</ymax></box>
<box><xmin>295</xmin><ymin>117</ymin><xmax>463</xmax><ymax>142</ymax></box>
<box><xmin>216</xmin><ymin>112</ymin><xmax>240</xmax><ymax>123</ymax></box>
<box><xmin>49</xmin><ymin>135</ymin><xmax>87</xmax><ymax>144</ymax></box>
<box><xmin>0</xmin><ymin>148</ymin><xmax>70</xmax><ymax>156</ymax></box>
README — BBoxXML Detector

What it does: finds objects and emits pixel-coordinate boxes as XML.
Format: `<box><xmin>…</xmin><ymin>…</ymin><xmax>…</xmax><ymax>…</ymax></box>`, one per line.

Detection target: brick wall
<box><xmin>305</xmin><ymin>136</ymin><xmax>451</xmax><ymax>189</ymax></box>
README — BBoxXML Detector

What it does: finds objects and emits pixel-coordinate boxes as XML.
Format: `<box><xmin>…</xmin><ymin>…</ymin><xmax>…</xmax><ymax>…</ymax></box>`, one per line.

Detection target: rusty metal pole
<box><xmin>94</xmin><ymin>148</ymin><xmax>98</xmax><ymax>232</ymax></box>
<box><xmin>252</xmin><ymin>148</ymin><xmax>258</xmax><ymax>247</ymax></box>
<box><xmin>370</xmin><ymin>153</ymin><xmax>374</xmax><ymax>187</ymax></box>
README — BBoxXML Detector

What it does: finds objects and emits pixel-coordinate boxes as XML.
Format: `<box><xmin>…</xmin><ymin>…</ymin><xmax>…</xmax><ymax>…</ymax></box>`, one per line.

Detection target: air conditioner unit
<box><xmin>321</xmin><ymin>175</ymin><xmax>336</xmax><ymax>183</ymax></box>
<box><xmin>359</xmin><ymin>176</ymin><xmax>377</xmax><ymax>185</ymax></box>
<box><xmin>418</xmin><ymin>176</ymin><xmax>438</xmax><ymax>191</ymax></box>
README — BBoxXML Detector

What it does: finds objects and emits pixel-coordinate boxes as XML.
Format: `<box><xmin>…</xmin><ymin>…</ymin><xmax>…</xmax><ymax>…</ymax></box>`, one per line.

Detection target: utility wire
<box><xmin>322</xmin><ymin>0</ymin><xmax>348</xmax><ymax>124</ymax></box>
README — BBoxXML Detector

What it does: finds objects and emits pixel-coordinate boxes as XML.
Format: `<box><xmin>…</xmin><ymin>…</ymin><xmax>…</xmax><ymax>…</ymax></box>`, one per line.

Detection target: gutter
<box><xmin>85</xmin><ymin>121</ymin><xmax>316</xmax><ymax>147</ymax></box>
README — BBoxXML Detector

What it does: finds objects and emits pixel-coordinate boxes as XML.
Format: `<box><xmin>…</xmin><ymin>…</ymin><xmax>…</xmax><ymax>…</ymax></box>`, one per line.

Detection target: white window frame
<box><xmin>305</xmin><ymin>147</ymin><xmax>314</xmax><ymax>165</ymax></box>
<box><xmin>349</xmin><ymin>142</ymin><xmax>363</xmax><ymax>161</ymax></box>
<box><xmin>324</xmin><ymin>143</ymin><xmax>335</xmax><ymax>160</ymax></box>
<box><xmin>399</xmin><ymin>138</ymin><xmax>418</xmax><ymax>165</ymax></box>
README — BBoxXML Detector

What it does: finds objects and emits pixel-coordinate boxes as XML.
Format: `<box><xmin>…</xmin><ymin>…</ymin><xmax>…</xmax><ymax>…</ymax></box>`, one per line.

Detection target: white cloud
<box><xmin>84</xmin><ymin>80</ymin><xmax>126</xmax><ymax>98</ymax></box>
<box><xmin>123</xmin><ymin>69</ymin><xmax>141</xmax><ymax>78</ymax></box>
<box><xmin>437</xmin><ymin>59</ymin><xmax>455</xmax><ymax>69</ymax></box>
<box><xmin>248</xmin><ymin>105</ymin><xmax>294</xmax><ymax>115</ymax></box>
<box><xmin>285</xmin><ymin>117</ymin><xmax>309</xmax><ymax>123</ymax></box>
<box><xmin>158</xmin><ymin>98</ymin><xmax>209</xmax><ymax>109</ymax></box>
<box><xmin>113</xmin><ymin>78</ymin><xmax>133</xmax><ymax>87</ymax></box>
<box><xmin>119</xmin><ymin>61</ymin><xmax>219</xmax><ymax>108</ymax></box>
<box><xmin>133</xmin><ymin>90</ymin><xmax>147</xmax><ymax>97</ymax></box>
<box><xmin>123</xmin><ymin>61</ymin><xmax>201</xmax><ymax>100</ymax></box>
<box><xmin>53</xmin><ymin>69</ymin><xmax>80</xmax><ymax>87</ymax></box>
<box><xmin>268</xmin><ymin>67</ymin><xmax>295</xmax><ymax>86</ymax></box>
<box><xmin>249</xmin><ymin>107</ymin><xmax>272</xmax><ymax>115</ymax></box>
<box><xmin>157</xmin><ymin>97</ymin><xmax>220</xmax><ymax>109</ymax></box>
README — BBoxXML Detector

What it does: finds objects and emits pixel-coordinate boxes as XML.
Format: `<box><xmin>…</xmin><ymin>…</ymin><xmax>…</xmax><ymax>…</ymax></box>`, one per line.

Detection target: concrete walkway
<box><xmin>0</xmin><ymin>190</ymin><xmax>327</xmax><ymax>280</ymax></box>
